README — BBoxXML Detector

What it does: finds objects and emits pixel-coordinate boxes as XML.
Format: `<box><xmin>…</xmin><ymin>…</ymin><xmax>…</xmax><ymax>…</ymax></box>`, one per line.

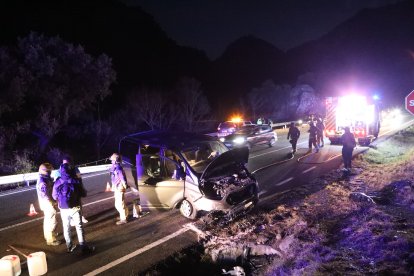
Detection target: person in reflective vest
<box><xmin>36</xmin><ymin>163</ymin><xmax>60</xmax><ymax>246</ymax></box>
<box><xmin>109</xmin><ymin>153</ymin><xmax>129</xmax><ymax>225</ymax></box>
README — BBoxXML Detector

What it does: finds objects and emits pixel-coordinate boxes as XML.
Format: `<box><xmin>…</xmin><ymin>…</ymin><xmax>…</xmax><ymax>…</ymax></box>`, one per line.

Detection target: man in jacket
<box><xmin>52</xmin><ymin>163</ymin><xmax>95</xmax><ymax>254</ymax></box>
<box><xmin>109</xmin><ymin>153</ymin><xmax>129</xmax><ymax>225</ymax></box>
<box><xmin>287</xmin><ymin>122</ymin><xmax>300</xmax><ymax>153</ymax></box>
<box><xmin>308</xmin><ymin>121</ymin><xmax>319</xmax><ymax>152</ymax></box>
<box><xmin>341</xmin><ymin>126</ymin><xmax>357</xmax><ymax>172</ymax></box>
<box><xmin>36</xmin><ymin>163</ymin><xmax>60</xmax><ymax>246</ymax></box>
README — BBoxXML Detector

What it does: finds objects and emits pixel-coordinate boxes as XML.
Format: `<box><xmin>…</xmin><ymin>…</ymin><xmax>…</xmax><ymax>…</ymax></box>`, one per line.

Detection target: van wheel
<box><xmin>180</xmin><ymin>199</ymin><xmax>197</xmax><ymax>219</ymax></box>
<box><xmin>268</xmin><ymin>138</ymin><xmax>276</xmax><ymax>147</ymax></box>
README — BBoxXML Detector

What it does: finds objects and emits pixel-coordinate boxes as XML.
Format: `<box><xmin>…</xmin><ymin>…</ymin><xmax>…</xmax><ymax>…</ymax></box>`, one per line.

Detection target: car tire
<box><xmin>180</xmin><ymin>199</ymin><xmax>197</xmax><ymax>219</ymax></box>
<box><xmin>268</xmin><ymin>138</ymin><xmax>276</xmax><ymax>147</ymax></box>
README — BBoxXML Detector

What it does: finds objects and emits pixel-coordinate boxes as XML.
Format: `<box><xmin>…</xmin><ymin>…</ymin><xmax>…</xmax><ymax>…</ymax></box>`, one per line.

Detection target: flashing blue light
<box><xmin>372</xmin><ymin>94</ymin><xmax>380</xmax><ymax>100</ymax></box>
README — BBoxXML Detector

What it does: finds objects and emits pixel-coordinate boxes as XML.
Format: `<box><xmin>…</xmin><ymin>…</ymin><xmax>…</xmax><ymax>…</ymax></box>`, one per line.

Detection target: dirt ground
<box><xmin>143</xmin><ymin>126</ymin><xmax>414</xmax><ymax>276</ymax></box>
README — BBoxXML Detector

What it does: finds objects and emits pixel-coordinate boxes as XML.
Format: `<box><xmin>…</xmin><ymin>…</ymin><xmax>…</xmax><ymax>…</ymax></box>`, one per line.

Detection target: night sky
<box><xmin>123</xmin><ymin>0</ymin><xmax>404</xmax><ymax>59</ymax></box>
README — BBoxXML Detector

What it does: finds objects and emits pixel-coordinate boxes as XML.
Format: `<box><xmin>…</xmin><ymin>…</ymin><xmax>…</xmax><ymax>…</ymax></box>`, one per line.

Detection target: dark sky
<box><xmin>122</xmin><ymin>0</ymin><xmax>403</xmax><ymax>59</ymax></box>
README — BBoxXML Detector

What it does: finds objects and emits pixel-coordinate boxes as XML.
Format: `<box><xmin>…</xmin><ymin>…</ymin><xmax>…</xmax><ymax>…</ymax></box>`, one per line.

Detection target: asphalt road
<box><xmin>1</xmin><ymin>114</ymin><xmax>413</xmax><ymax>275</ymax></box>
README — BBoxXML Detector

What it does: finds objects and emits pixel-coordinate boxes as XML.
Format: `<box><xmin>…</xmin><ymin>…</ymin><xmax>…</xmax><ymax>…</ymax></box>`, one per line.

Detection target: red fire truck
<box><xmin>324</xmin><ymin>95</ymin><xmax>381</xmax><ymax>146</ymax></box>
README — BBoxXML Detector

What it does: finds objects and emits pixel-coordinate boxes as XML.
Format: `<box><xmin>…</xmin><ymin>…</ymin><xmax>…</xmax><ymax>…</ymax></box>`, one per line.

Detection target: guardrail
<box><xmin>0</xmin><ymin>164</ymin><xmax>111</xmax><ymax>186</ymax></box>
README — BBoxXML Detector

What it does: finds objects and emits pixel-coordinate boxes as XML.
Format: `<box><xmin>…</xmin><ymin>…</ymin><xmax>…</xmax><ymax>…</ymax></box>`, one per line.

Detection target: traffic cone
<box><xmin>105</xmin><ymin>182</ymin><xmax>112</xmax><ymax>192</ymax></box>
<box><xmin>27</xmin><ymin>204</ymin><xmax>38</xmax><ymax>216</ymax></box>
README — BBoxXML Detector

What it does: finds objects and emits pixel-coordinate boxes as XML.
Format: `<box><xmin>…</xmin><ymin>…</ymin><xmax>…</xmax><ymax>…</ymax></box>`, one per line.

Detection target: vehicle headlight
<box><xmin>219</xmin><ymin>137</ymin><xmax>225</xmax><ymax>142</ymax></box>
<box><xmin>233</xmin><ymin>137</ymin><xmax>246</xmax><ymax>144</ymax></box>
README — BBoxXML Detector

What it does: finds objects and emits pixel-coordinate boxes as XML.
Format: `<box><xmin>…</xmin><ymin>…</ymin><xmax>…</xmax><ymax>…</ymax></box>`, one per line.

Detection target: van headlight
<box><xmin>233</xmin><ymin>137</ymin><xmax>246</xmax><ymax>144</ymax></box>
<box><xmin>219</xmin><ymin>137</ymin><xmax>225</xmax><ymax>142</ymax></box>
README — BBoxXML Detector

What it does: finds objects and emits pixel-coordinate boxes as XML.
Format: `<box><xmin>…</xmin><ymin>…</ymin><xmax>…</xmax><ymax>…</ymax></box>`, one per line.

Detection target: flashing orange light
<box><xmin>325</xmin><ymin>129</ymin><xmax>335</xmax><ymax>136</ymax></box>
<box><xmin>230</xmin><ymin>116</ymin><xmax>243</xmax><ymax>123</ymax></box>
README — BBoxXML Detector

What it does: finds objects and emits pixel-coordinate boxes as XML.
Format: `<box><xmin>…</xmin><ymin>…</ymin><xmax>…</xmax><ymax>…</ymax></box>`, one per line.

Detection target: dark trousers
<box><xmin>308</xmin><ymin>137</ymin><xmax>317</xmax><ymax>149</ymax></box>
<box><xmin>342</xmin><ymin>147</ymin><xmax>353</xmax><ymax>169</ymax></box>
<box><xmin>290</xmin><ymin>139</ymin><xmax>298</xmax><ymax>151</ymax></box>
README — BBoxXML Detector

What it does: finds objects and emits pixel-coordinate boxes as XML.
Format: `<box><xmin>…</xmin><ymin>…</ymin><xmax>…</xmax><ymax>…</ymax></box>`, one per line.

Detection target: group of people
<box><xmin>36</xmin><ymin>155</ymin><xmax>94</xmax><ymax>254</ymax></box>
<box><xmin>286</xmin><ymin>119</ymin><xmax>357</xmax><ymax>171</ymax></box>
<box><xmin>36</xmin><ymin>152</ymin><xmax>140</xmax><ymax>254</ymax></box>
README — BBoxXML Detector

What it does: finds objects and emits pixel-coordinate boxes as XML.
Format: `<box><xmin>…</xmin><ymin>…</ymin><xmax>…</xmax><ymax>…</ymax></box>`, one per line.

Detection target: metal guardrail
<box><xmin>0</xmin><ymin>164</ymin><xmax>111</xmax><ymax>186</ymax></box>
<box><xmin>0</xmin><ymin>120</ymin><xmax>301</xmax><ymax>186</ymax></box>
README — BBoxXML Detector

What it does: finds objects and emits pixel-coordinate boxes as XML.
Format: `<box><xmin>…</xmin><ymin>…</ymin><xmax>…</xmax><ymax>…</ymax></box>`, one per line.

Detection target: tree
<box><xmin>129</xmin><ymin>88</ymin><xmax>178</xmax><ymax>130</ymax></box>
<box><xmin>177</xmin><ymin>77</ymin><xmax>211</xmax><ymax>132</ymax></box>
<box><xmin>0</xmin><ymin>32</ymin><xmax>116</xmax><ymax>170</ymax></box>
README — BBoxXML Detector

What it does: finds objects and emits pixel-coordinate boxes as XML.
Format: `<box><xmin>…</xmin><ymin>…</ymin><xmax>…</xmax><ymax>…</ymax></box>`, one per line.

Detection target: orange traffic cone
<box><xmin>105</xmin><ymin>182</ymin><xmax>112</xmax><ymax>192</ymax></box>
<box><xmin>27</xmin><ymin>204</ymin><xmax>38</xmax><ymax>216</ymax></box>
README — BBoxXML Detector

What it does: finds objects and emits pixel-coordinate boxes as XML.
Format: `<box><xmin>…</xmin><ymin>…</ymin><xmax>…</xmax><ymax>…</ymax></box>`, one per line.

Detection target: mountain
<box><xmin>207</xmin><ymin>35</ymin><xmax>287</xmax><ymax>114</ymax></box>
<box><xmin>286</xmin><ymin>0</ymin><xmax>414</xmax><ymax>106</ymax></box>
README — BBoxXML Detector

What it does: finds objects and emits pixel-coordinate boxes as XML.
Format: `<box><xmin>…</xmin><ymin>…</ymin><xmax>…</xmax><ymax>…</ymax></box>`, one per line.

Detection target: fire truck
<box><xmin>324</xmin><ymin>95</ymin><xmax>381</xmax><ymax>146</ymax></box>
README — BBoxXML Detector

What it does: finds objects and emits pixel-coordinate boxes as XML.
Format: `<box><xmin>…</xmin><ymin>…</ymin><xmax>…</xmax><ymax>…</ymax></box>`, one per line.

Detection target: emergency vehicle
<box><xmin>324</xmin><ymin>95</ymin><xmax>381</xmax><ymax>146</ymax></box>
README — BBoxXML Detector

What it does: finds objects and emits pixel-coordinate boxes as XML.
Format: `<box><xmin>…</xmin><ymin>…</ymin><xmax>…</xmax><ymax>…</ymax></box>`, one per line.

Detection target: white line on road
<box><xmin>258</xmin><ymin>190</ymin><xmax>267</xmax><ymax>196</ymax></box>
<box><xmin>302</xmin><ymin>166</ymin><xmax>317</xmax><ymax>174</ymax></box>
<box><xmin>0</xmin><ymin>192</ymin><xmax>168</xmax><ymax>233</ymax></box>
<box><xmin>249</xmin><ymin>141</ymin><xmax>307</xmax><ymax>159</ymax></box>
<box><xmin>275</xmin><ymin>177</ymin><xmax>293</xmax><ymax>186</ymax></box>
<box><xmin>84</xmin><ymin>226</ymin><xmax>190</xmax><ymax>276</ymax></box>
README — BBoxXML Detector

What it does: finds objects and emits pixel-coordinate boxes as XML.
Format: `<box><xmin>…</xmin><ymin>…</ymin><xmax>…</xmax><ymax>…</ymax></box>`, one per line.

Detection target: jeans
<box><xmin>60</xmin><ymin>206</ymin><xmax>85</xmax><ymax>247</ymax></box>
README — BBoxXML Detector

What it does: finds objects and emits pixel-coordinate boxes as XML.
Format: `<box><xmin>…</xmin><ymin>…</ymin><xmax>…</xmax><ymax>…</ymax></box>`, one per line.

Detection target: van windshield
<box><xmin>180</xmin><ymin>141</ymin><xmax>228</xmax><ymax>174</ymax></box>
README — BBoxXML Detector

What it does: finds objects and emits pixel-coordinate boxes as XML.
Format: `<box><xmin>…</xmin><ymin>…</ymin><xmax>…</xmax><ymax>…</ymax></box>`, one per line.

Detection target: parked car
<box><xmin>219</xmin><ymin>124</ymin><xmax>277</xmax><ymax>150</ymax></box>
<box><xmin>217</xmin><ymin>120</ymin><xmax>253</xmax><ymax>137</ymax></box>
<box><xmin>119</xmin><ymin>131</ymin><xmax>259</xmax><ymax>219</ymax></box>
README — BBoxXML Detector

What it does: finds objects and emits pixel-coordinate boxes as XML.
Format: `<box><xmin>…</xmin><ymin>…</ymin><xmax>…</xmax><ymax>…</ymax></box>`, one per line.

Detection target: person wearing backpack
<box><xmin>287</xmin><ymin>122</ymin><xmax>301</xmax><ymax>153</ymax></box>
<box><xmin>109</xmin><ymin>153</ymin><xmax>129</xmax><ymax>225</ymax></box>
<box><xmin>52</xmin><ymin>163</ymin><xmax>95</xmax><ymax>254</ymax></box>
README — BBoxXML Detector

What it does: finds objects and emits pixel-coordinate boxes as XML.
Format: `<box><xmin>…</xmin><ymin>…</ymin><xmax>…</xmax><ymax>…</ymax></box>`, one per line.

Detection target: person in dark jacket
<box><xmin>52</xmin><ymin>163</ymin><xmax>94</xmax><ymax>254</ymax></box>
<box><xmin>308</xmin><ymin>121</ymin><xmax>319</xmax><ymax>152</ymax></box>
<box><xmin>341</xmin><ymin>126</ymin><xmax>357</xmax><ymax>172</ymax></box>
<box><xmin>36</xmin><ymin>163</ymin><xmax>60</xmax><ymax>246</ymax></box>
<box><xmin>316</xmin><ymin>118</ymin><xmax>325</xmax><ymax>147</ymax></box>
<box><xmin>287</xmin><ymin>122</ymin><xmax>301</xmax><ymax>153</ymax></box>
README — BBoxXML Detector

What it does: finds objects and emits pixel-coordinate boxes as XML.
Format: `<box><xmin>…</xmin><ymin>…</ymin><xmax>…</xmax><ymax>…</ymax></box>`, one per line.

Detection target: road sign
<box><xmin>406</xmin><ymin>90</ymin><xmax>414</xmax><ymax>115</ymax></box>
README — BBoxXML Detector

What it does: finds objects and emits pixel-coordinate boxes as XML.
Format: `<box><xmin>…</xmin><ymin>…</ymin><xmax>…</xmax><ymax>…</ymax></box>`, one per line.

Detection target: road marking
<box><xmin>258</xmin><ymin>190</ymin><xmax>267</xmax><ymax>196</ymax></box>
<box><xmin>84</xmin><ymin>226</ymin><xmax>190</xmax><ymax>276</ymax></box>
<box><xmin>275</xmin><ymin>177</ymin><xmax>293</xmax><ymax>186</ymax></box>
<box><xmin>302</xmin><ymin>166</ymin><xmax>316</xmax><ymax>174</ymax></box>
<box><xmin>0</xmin><ymin>193</ymin><xmax>169</xmax><ymax>233</ymax></box>
<box><xmin>249</xmin><ymin>141</ymin><xmax>307</xmax><ymax>159</ymax></box>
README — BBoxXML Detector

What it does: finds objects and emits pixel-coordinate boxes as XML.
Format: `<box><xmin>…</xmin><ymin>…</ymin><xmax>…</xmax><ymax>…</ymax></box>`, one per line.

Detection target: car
<box><xmin>119</xmin><ymin>130</ymin><xmax>259</xmax><ymax>220</ymax></box>
<box><xmin>219</xmin><ymin>124</ymin><xmax>277</xmax><ymax>150</ymax></box>
<box><xmin>217</xmin><ymin>120</ymin><xmax>253</xmax><ymax>137</ymax></box>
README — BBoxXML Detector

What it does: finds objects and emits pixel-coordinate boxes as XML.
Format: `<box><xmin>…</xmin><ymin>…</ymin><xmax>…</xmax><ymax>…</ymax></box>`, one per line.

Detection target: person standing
<box><xmin>57</xmin><ymin>155</ymin><xmax>88</xmax><ymax>226</ymax></box>
<box><xmin>36</xmin><ymin>163</ymin><xmax>60</xmax><ymax>246</ymax></box>
<box><xmin>316</xmin><ymin>118</ymin><xmax>325</xmax><ymax>147</ymax></box>
<box><xmin>341</xmin><ymin>126</ymin><xmax>357</xmax><ymax>172</ymax></box>
<box><xmin>287</xmin><ymin>122</ymin><xmax>300</xmax><ymax>153</ymax></box>
<box><xmin>53</xmin><ymin>163</ymin><xmax>95</xmax><ymax>254</ymax></box>
<box><xmin>109</xmin><ymin>153</ymin><xmax>129</xmax><ymax>225</ymax></box>
<box><xmin>308</xmin><ymin>121</ymin><xmax>319</xmax><ymax>152</ymax></box>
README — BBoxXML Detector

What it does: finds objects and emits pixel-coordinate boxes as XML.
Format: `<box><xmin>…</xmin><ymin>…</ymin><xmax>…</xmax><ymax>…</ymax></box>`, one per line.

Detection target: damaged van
<box><xmin>119</xmin><ymin>131</ymin><xmax>259</xmax><ymax>219</ymax></box>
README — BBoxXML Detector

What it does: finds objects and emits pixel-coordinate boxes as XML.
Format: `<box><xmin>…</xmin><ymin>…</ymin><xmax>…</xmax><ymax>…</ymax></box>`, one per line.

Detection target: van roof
<box><xmin>121</xmin><ymin>130</ymin><xmax>218</xmax><ymax>150</ymax></box>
